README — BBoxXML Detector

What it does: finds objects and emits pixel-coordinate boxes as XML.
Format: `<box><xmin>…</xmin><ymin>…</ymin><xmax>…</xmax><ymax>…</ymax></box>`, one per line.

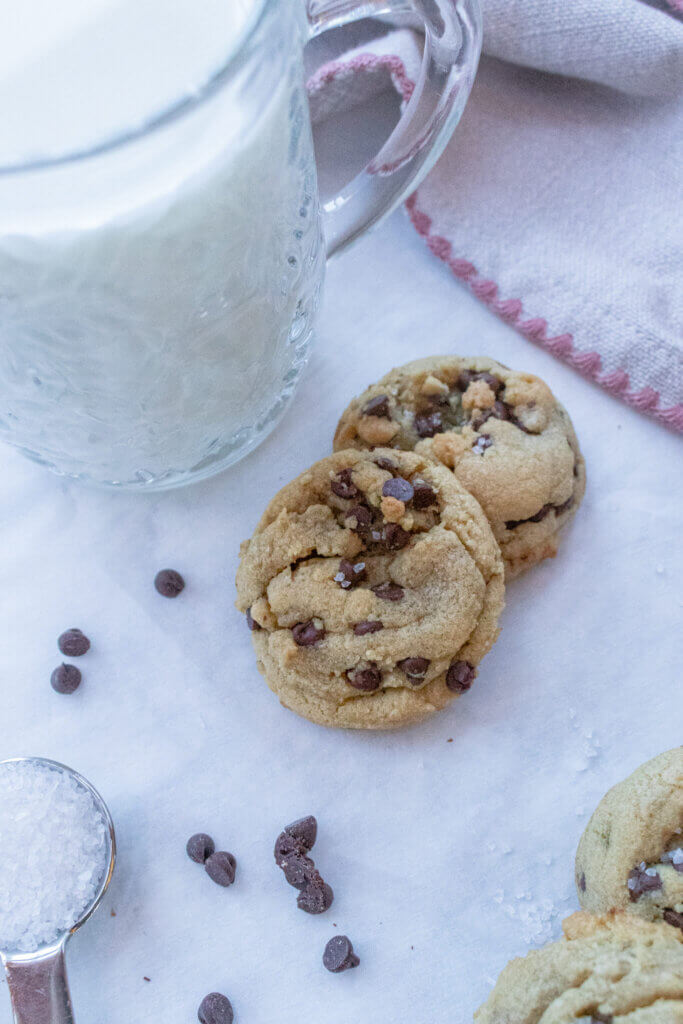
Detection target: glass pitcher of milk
<box><xmin>0</xmin><ymin>0</ymin><xmax>481</xmax><ymax>489</ymax></box>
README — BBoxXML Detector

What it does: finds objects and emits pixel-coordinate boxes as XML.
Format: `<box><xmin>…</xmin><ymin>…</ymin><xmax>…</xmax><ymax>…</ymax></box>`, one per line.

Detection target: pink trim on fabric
<box><xmin>306</xmin><ymin>54</ymin><xmax>683</xmax><ymax>433</ymax></box>
<box><xmin>664</xmin><ymin>0</ymin><xmax>683</xmax><ymax>13</ymax></box>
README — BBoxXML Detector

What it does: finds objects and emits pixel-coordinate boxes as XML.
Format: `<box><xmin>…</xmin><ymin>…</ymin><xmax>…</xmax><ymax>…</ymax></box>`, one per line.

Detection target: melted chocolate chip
<box><xmin>374</xmin><ymin>457</ymin><xmax>398</xmax><ymax>472</ymax></box>
<box><xmin>446</xmin><ymin>660</ymin><xmax>476</xmax><ymax>693</ymax></box>
<box><xmin>458</xmin><ymin>370</ymin><xmax>503</xmax><ymax>395</ymax></box>
<box><xmin>555</xmin><ymin>496</ymin><xmax>574</xmax><ymax>517</ymax></box>
<box><xmin>414</xmin><ymin>410</ymin><xmax>443</xmax><ymax>438</ymax></box>
<box><xmin>198</xmin><ymin>992</ymin><xmax>234</xmax><ymax>1024</ymax></box>
<box><xmin>362</xmin><ymin>395</ymin><xmax>391</xmax><ymax>418</ymax></box>
<box><xmin>382</xmin><ymin>477</ymin><xmax>414</xmax><ymax>502</ymax></box>
<box><xmin>298</xmin><ymin>878</ymin><xmax>334</xmax><ymax>914</ymax></box>
<box><xmin>371</xmin><ymin>582</ymin><xmax>405</xmax><ymax>602</ymax></box>
<box><xmin>578</xmin><ymin>872</ymin><xmax>587</xmax><ymax>893</ymax></box>
<box><xmin>246</xmin><ymin>607</ymin><xmax>261</xmax><ymax>631</ymax></box>
<box><xmin>58</xmin><ymin>628</ymin><xmax>90</xmax><ymax>657</ymax></box>
<box><xmin>186</xmin><ymin>833</ymin><xmax>215</xmax><ymax>864</ymax></box>
<box><xmin>663</xmin><ymin>909</ymin><xmax>683</xmax><ymax>931</ymax></box>
<box><xmin>205</xmin><ymin>851</ymin><xmax>237</xmax><ymax>887</ymax></box>
<box><xmin>50</xmin><ymin>663</ymin><xmax>82</xmax><ymax>694</ymax></box>
<box><xmin>334</xmin><ymin>559</ymin><xmax>367</xmax><ymax>590</ymax></box>
<box><xmin>505</xmin><ymin>497</ymin><xmax>573</xmax><ymax>531</ymax></box>
<box><xmin>382</xmin><ymin>524</ymin><xmax>410</xmax><ymax>551</ymax></box>
<box><xmin>154</xmin><ymin>568</ymin><xmax>185</xmax><ymax>597</ymax></box>
<box><xmin>590</xmin><ymin>1015</ymin><xmax>613</xmax><ymax>1024</ymax></box>
<box><xmin>323</xmin><ymin>935</ymin><xmax>360</xmax><ymax>973</ymax></box>
<box><xmin>345</xmin><ymin>665</ymin><xmax>382</xmax><ymax>691</ymax></box>
<box><xmin>354</xmin><ymin>620</ymin><xmax>384</xmax><ymax>636</ymax></box>
<box><xmin>331</xmin><ymin>468</ymin><xmax>360</xmax><ymax>500</ymax></box>
<box><xmin>284</xmin><ymin>815</ymin><xmax>318</xmax><ymax>851</ymax></box>
<box><xmin>627</xmin><ymin>863</ymin><xmax>662</xmax><ymax>901</ymax></box>
<box><xmin>412</xmin><ymin>478</ymin><xmax>437</xmax><ymax>509</ymax></box>
<box><xmin>345</xmin><ymin>504</ymin><xmax>373</xmax><ymax>530</ymax></box>
<box><xmin>472</xmin><ymin>434</ymin><xmax>493</xmax><ymax>454</ymax></box>
<box><xmin>397</xmin><ymin>657</ymin><xmax>430</xmax><ymax>683</ymax></box>
<box><xmin>292</xmin><ymin>620</ymin><xmax>325</xmax><ymax>647</ymax></box>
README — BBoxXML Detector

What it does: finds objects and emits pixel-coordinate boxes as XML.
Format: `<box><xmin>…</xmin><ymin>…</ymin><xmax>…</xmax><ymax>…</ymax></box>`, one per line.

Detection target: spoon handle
<box><xmin>3</xmin><ymin>946</ymin><xmax>75</xmax><ymax>1024</ymax></box>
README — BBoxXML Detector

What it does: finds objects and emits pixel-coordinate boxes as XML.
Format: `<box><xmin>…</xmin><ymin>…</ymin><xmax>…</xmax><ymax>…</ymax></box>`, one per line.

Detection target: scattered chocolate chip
<box><xmin>354</xmin><ymin>620</ymin><xmax>384</xmax><ymax>636</ymax></box>
<box><xmin>414</xmin><ymin>410</ymin><xmax>443</xmax><ymax>438</ymax></box>
<box><xmin>663</xmin><ymin>909</ymin><xmax>683</xmax><ymax>931</ymax></box>
<box><xmin>397</xmin><ymin>657</ymin><xmax>430</xmax><ymax>683</ymax></box>
<box><xmin>362</xmin><ymin>395</ymin><xmax>391</xmax><ymax>418</ymax></box>
<box><xmin>50</xmin><ymin>663</ymin><xmax>82</xmax><ymax>694</ymax></box>
<box><xmin>274</xmin><ymin>831</ymin><xmax>300</xmax><ymax>867</ymax></box>
<box><xmin>472</xmin><ymin>434</ymin><xmax>493</xmax><ymax>454</ymax></box>
<box><xmin>445</xmin><ymin>660</ymin><xmax>476</xmax><ymax>693</ymax></box>
<box><xmin>345</xmin><ymin>504</ymin><xmax>372</xmax><ymax>530</ymax></box>
<box><xmin>246</xmin><ymin>607</ymin><xmax>261</xmax><ymax>631</ymax></box>
<box><xmin>371</xmin><ymin>582</ymin><xmax>404</xmax><ymax>602</ymax></box>
<box><xmin>57</xmin><ymin>628</ymin><xmax>90</xmax><ymax>657</ymax></box>
<box><xmin>284</xmin><ymin>815</ymin><xmax>318</xmax><ymax>851</ymax></box>
<box><xmin>297</xmin><ymin>878</ymin><xmax>334</xmax><ymax>914</ymax></box>
<box><xmin>374</xmin><ymin>457</ymin><xmax>398</xmax><ymax>472</ymax></box>
<box><xmin>661</xmin><ymin>847</ymin><xmax>683</xmax><ymax>872</ymax></box>
<box><xmin>292</xmin><ymin>620</ymin><xmax>325</xmax><ymax>647</ymax></box>
<box><xmin>412</xmin><ymin>478</ymin><xmax>437</xmax><ymax>509</ymax></box>
<box><xmin>382</xmin><ymin>524</ymin><xmax>410</xmax><ymax>551</ymax></box>
<box><xmin>282</xmin><ymin>853</ymin><xmax>317</xmax><ymax>890</ymax></box>
<box><xmin>382</xmin><ymin>477</ymin><xmax>414</xmax><ymax>502</ymax></box>
<box><xmin>323</xmin><ymin>935</ymin><xmax>360</xmax><ymax>973</ymax></box>
<box><xmin>627</xmin><ymin>863</ymin><xmax>662</xmax><ymax>901</ymax></box>
<box><xmin>331</xmin><ymin>468</ymin><xmax>359</xmax><ymax>500</ymax></box>
<box><xmin>143</xmin><ymin>976</ymin><xmax>151</xmax><ymax>982</ymax></box>
<box><xmin>334</xmin><ymin>559</ymin><xmax>367</xmax><ymax>590</ymax></box>
<box><xmin>578</xmin><ymin>872</ymin><xmax>587</xmax><ymax>893</ymax></box>
<box><xmin>205</xmin><ymin>851</ymin><xmax>237</xmax><ymax>887</ymax></box>
<box><xmin>154</xmin><ymin>568</ymin><xmax>185</xmax><ymax>597</ymax></box>
<box><xmin>186</xmin><ymin>833</ymin><xmax>215</xmax><ymax>864</ymax></box>
<box><xmin>198</xmin><ymin>992</ymin><xmax>234</xmax><ymax>1024</ymax></box>
<box><xmin>345</xmin><ymin>665</ymin><xmax>382</xmax><ymax>691</ymax></box>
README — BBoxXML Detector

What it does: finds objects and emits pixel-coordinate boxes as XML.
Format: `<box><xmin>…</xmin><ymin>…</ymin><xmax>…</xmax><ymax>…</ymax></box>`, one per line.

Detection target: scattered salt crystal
<box><xmin>0</xmin><ymin>761</ymin><xmax>109</xmax><ymax>952</ymax></box>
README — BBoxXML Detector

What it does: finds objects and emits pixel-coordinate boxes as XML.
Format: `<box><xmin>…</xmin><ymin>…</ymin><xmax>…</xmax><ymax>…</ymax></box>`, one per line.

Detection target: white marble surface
<box><xmin>1</xmin><ymin>172</ymin><xmax>682</xmax><ymax>1022</ymax></box>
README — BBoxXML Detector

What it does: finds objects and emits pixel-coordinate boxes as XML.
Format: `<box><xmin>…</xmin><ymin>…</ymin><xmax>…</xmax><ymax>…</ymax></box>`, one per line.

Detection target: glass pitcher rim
<box><xmin>0</xmin><ymin>0</ymin><xmax>272</xmax><ymax>177</ymax></box>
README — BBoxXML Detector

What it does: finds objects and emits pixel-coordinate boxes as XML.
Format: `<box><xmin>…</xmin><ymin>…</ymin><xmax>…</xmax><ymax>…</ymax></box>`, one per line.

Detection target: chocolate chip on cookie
<box><xmin>445</xmin><ymin>660</ymin><xmax>475</xmax><ymax>693</ymax></box>
<box><xmin>362</xmin><ymin>395</ymin><xmax>391</xmax><ymax>418</ymax></box>
<box><xmin>472</xmin><ymin>434</ymin><xmax>493</xmax><ymax>454</ymax></box>
<box><xmin>414</xmin><ymin>410</ymin><xmax>443</xmax><ymax>438</ymax></box>
<box><xmin>397</xmin><ymin>657</ymin><xmax>430</xmax><ymax>684</ymax></box>
<box><xmin>663</xmin><ymin>909</ymin><xmax>683</xmax><ymax>931</ymax></box>
<box><xmin>371</xmin><ymin>582</ymin><xmax>404</xmax><ymax>602</ymax></box>
<box><xmin>345</xmin><ymin>665</ymin><xmax>382</xmax><ymax>691</ymax></box>
<box><xmin>292</xmin><ymin>620</ymin><xmax>325</xmax><ymax>647</ymax></box>
<box><xmin>382</xmin><ymin>477</ymin><xmax>414</xmax><ymax>503</ymax></box>
<box><xmin>628</xmin><ymin>863</ymin><xmax>663</xmax><ymax>901</ymax></box>
<box><xmin>323</xmin><ymin>935</ymin><xmax>360</xmax><ymax>973</ymax></box>
<box><xmin>353</xmin><ymin>620</ymin><xmax>383</xmax><ymax>636</ymax></box>
<box><xmin>334</xmin><ymin>559</ymin><xmax>367</xmax><ymax>589</ymax></box>
<box><xmin>411</xmin><ymin>478</ymin><xmax>437</xmax><ymax>509</ymax></box>
<box><xmin>345</xmin><ymin>504</ymin><xmax>373</xmax><ymax>530</ymax></box>
<box><xmin>246</xmin><ymin>606</ymin><xmax>261</xmax><ymax>631</ymax></box>
<box><xmin>331</xmin><ymin>468</ymin><xmax>359</xmax><ymax>500</ymax></box>
<box><xmin>661</xmin><ymin>848</ymin><xmax>683</xmax><ymax>872</ymax></box>
<box><xmin>374</xmin><ymin>456</ymin><xmax>398</xmax><ymax>472</ymax></box>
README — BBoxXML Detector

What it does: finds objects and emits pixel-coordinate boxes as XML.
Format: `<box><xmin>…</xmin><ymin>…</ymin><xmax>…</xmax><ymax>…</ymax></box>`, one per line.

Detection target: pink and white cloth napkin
<box><xmin>307</xmin><ymin>0</ymin><xmax>683</xmax><ymax>430</ymax></box>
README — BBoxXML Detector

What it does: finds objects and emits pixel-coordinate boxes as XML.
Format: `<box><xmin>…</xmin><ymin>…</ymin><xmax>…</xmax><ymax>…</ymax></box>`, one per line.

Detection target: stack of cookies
<box><xmin>236</xmin><ymin>355</ymin><xmax>586</xmax><ymax>730</ymax></box>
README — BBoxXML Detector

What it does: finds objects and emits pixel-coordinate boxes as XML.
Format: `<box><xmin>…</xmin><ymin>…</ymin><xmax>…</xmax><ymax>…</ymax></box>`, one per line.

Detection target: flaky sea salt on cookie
<box><xmin>576</xmin><ymin>747</ymin><xmax>683</xmax><ymax>934</ymax></box>
<box><xmin>333</xmin><ymin>355</ymin><xmax>585</xmax><ymax>579</ymax></box>
<box><xmin>475</xmin><ymin>911</ymin><xmax>683</xmax><ymax>1022</ymax></box>
<box><xmin>235</xmin><ymin>448</ymin><xmax>504</xmax><ymax>730</ymax></box>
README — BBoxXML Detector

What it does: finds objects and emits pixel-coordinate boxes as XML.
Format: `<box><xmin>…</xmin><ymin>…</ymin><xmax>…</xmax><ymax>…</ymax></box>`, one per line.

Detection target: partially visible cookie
<box><xmin>333</xmin><ymin>356</ymin><xmax>585</xmax><ymax>578</ymax></box>
<box><xmin>235</xmin><ymin>448</ymin><xmax>504</xmax><ymax>730</ymax></box>
<box><xmin>475</xmin><ymin>911</ymin><xmax>683</xmax><ymax>1022</ymax></box>
<box><xmin>576</xmin><ymin>748</ymin><xmax>683</xmax><ymax>934</ymax></box>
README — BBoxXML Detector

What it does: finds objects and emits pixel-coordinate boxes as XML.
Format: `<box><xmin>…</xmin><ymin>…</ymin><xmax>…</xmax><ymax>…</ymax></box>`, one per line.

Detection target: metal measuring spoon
<box><xmin>0</xmin><ymin>757</ymin><xmax>116</xmax><ymax>1024</ymax></box>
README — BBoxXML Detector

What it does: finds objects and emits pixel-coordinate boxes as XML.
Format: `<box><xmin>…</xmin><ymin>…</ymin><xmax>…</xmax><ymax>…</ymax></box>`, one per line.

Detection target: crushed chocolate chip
<box><xmin>345</xmin><ymin>665</ymin><xmax>382</xmax><ymax>691</ymax></box>
<box><xmin>298</xmin><ymin>878</ymin><xmax>334</xmax><ymax>914</ymax></box>
<box><xmin>345</xmin><ymin>504</ymin><xmax>373</xmax><ymax>530</ymax></box>
<box><xmin>663</xmin><ymin>909</ymin><xmax>683</xmax><ymax>931</ymax></box>
<box><xmin>362</xmin><ymin>395</ymin><xmax>391</xmax><ymax>418</ymax></box>
<box><xmin>198</xmin><ymin>992</ymin><xmax>234</xmax><ymax>1024</ymax></box>
<box><xmin>292</xmin><ymin>620</ymin><xmax>325</xmax><ymax>647</ymax></box>
<box><xmin>246</xmin><ymin>607</ymin><xmax>261</xmax><ymax>631</ymax></box>
<box><xmin>331</xmin><ymin>468</ymin><xmax>359</xmax><ymax>500</ymax></box>
<box><xmin>397</xmin><ymin>657</ymin><xmax>430</xmax><ymax>683</ymax></box>
<box><xmin>374</xmin><ymin>457</ymin><xmax>398</xmax><ymax>472</ymax></box>
<box><xmin>414</xmin><ymin>410</ymin><xmax>443</xmax><ymax>438</ymax></box>
<box><xmin>371</xmin><ymin>582</ymin><xmax>404</xmax><ymax>602</ymax></box>
<box><xmin>205</xmin><ymin>851</ymin><xmax>237</xmax><ymax>887</ymax></box>
<box><xmin>412</xmin><ymin>478</ymin><xmax>437</xmax><ymax>509</ymax></box>
<box><xmin>445</xmin><ymin>660</ymin><xmax>476</xmax><ymax>693</ymax></box>
<box><xmin>628</xmin><ymin>863</ymin><xmax>662</xmax><ymax>901</ymax></box>
<box><xmin>578</xmin><ymin>872</ymin><xmax>587</xmax><ymax>892</ymax></box>
<box><xmin>354</xmin><ymin>620</ymin><xmax>384</xmax><ymax>636</ymax></box>
<box><xmin>323</xmin><ymin>935</ymin><xmax>360</xmax><ymax>973</ymax></box>
<box><xmin>472</xmin><ymin>434</ymin><xmax>493</xmax><ymax>454</ymax></box>
<box><xmin>50</xmin><ymin>663</ymin><xmax>82</xmax><ymax>694</ymax></box>
<box><xmin>57</xmin><ymin>628</ymin><xmax>90</xmax><ymax>657</ymax></box>
<box><xmin>154</xmin><ymin>568</ymin><xmax>185</xmax><ymax>597</ymax></box>
<box><xmin>382</xmin><ymin>477</ymin><xmax>414</xmax><ymax>502</ymax></box>
<box><xmin>284</xmin><ymin>815</ymin><xmax>318</xmax><ymax>851</ymax></box>
<box><xmin>334</xmin><ymin>559</ymin><xmax>367</xmax><ymax>590</ymax></box>
<box><xmin>186</xmin><ymin>833</ymin><xmax>215</xmax><ymax>864</ymax></box>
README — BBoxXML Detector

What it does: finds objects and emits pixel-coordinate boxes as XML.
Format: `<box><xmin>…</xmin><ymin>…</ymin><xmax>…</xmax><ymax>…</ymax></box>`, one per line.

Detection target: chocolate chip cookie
<box><xmin>576</xmin><ymin>748</ymin><xmax>683</xmax><ymax>934</ymax></box>
<box><xmin>333</xmin><ymin>356</ymin><xmax>585</xmax><ymax>579</ymax></box>
<box><xmin>475</xmin><ymin>911</ymin><xmax>683</xmax><ymax>1022</ymax></box>
<box><xmin>235</xmin><ymin>449</ymin><xmax>504</xmax><ymax>729</ymax></box>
